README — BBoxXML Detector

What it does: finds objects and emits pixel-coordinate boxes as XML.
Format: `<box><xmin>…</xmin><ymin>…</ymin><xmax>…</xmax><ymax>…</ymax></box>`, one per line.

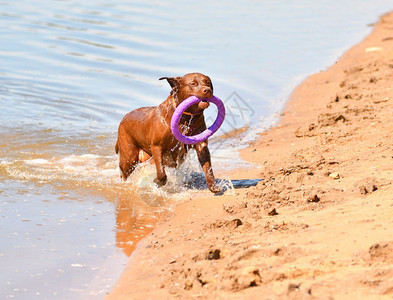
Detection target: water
<box><xmin>1</xmin><ymin>0</ymin><xmax>392</xmax><ymax>298</ymax></box>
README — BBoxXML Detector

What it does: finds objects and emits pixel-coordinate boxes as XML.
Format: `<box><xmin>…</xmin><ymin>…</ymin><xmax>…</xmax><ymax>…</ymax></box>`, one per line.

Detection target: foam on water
<box><xmin>24</xmin><ymin>158</ymin><xmax>50</xmax><ymax>165</ymax></box>
<box><xmin>2</xmin><ymin>148</ymin><xmax>235</xmax><ymax>202</ymax></box>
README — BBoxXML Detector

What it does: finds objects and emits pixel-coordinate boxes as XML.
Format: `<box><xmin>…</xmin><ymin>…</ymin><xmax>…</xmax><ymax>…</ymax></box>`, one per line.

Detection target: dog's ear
<box><xmin>207</xmin><ymin>76</ymin><xmax>213</xmax><ymax>92</ymax></box>
<box><xmin>159</xmin><ymin>76</ymin><xmax>180</xmax><ymax>88</ymax></box>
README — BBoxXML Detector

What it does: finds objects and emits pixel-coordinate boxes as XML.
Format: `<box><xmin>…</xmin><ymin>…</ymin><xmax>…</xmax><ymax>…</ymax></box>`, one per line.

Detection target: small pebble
<box><xmin>329</xmin><ymin>172</ymin><xmax>340</xmax><ymax>179</ymax></box>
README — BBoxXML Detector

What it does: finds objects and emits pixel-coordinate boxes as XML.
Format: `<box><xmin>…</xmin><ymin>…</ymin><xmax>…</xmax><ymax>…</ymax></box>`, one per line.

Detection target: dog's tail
<box><xmin>115</xmin><ymin>138</ymin><xmax>119</xmax><ymax>154</ymax></box>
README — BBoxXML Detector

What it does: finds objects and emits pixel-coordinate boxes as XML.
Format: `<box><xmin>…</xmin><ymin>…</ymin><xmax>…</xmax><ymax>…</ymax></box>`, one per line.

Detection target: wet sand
<box><xmin>107</xmin><ymin>11</ymin><xmax>393</xmax><ymax>299</ymax></box>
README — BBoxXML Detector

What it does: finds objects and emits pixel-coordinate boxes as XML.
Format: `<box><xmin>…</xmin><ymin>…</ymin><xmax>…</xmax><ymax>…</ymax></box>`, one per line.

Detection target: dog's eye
<box><xmin>189</xmin><ymin>82</ymin><xmax>197</xmax><ymax>87</ymax></box>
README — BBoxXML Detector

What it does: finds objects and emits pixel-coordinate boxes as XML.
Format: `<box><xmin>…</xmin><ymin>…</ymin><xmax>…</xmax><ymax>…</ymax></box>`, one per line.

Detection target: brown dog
<box><xmin>115</xmin><ymin>72</ymin><xmax>221</xmax><ymax>193</ymax></box>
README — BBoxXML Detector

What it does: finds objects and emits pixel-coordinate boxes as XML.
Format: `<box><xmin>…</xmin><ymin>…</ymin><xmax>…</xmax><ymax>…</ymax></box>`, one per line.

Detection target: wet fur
<box><xmin>115</xmin><ymin>73</ymin><xmax>221</xmax><ymax>193</ymax></box>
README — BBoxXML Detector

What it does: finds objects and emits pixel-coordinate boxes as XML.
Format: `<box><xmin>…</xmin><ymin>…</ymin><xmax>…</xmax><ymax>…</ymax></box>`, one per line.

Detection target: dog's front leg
<box><xmin>195</xmin><ymin>141</ymin><xmax>221</xmax><ymax>193</ymax></box>
<box><xmin>151</xmin><ymin>145</ymin><xmax>167</xmax><ymax>186</ymax></box>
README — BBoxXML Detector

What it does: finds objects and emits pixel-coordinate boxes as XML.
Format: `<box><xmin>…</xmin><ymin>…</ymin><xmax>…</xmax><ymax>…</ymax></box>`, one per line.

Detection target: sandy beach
<box><xmin>107</xmin><ymin>11</ymin><xmax>393</xmax><ymax>299</ymax></box>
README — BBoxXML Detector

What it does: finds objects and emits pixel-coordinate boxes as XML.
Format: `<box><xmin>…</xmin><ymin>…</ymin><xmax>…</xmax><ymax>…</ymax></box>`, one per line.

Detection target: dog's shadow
<box><xmin>183</xmin><ymin>172</ymin><xmax>261</xmax><ymax>195</ymax></box>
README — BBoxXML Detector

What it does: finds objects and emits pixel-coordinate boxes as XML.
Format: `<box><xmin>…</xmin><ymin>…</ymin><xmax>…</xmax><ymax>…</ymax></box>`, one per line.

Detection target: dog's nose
<box><xmin>203</xmin><ymin>88</ymin><xmax>212</xmax><ymax>95</ymax></box>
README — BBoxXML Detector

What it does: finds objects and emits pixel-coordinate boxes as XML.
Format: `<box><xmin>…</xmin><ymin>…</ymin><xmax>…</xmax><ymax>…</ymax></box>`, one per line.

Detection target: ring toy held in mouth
<box><xmin>171</xmin><ymin>95</ymin><xmax>225</xmax><ymax>145</ymax></box>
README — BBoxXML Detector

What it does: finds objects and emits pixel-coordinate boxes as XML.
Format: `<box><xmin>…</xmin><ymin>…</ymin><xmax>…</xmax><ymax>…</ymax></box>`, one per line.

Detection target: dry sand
<box><xmin>107</xmin><ymin>12</ymin><xmax>393</xmax><ymax>299</ymax></box>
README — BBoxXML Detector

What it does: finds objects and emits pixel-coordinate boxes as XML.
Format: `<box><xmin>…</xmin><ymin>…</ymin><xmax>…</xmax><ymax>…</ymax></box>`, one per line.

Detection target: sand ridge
<box><xmin>107</xmin><ymin>11</ymin><xmax>393</xmax><ymax>299</ymax></box>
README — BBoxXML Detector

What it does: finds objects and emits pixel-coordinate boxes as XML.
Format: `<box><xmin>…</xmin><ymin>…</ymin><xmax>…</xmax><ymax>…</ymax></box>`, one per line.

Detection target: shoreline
<box><xmin>107</xmin><ymin>11</ymin><xmax>393</xmax><ymax>299</ymax></box>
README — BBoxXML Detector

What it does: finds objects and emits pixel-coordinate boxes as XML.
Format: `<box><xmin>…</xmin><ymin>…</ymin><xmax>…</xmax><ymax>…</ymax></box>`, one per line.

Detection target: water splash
<box><xmin>1</xmin><ymin>148</ymin><xmax>234</xmax><ymax>202</ymax></box>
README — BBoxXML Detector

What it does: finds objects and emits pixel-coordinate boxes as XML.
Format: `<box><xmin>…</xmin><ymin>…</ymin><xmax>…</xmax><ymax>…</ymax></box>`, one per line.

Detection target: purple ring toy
<box><xmin>171</xmin><ymin>95</ymin><xmax>225</xmax><ymax>145</ymax></box>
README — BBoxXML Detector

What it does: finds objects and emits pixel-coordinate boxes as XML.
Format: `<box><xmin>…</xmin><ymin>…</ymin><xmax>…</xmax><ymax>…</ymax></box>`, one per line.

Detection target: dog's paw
<box><xmin>153</xmin><ymin>175</ymin><xmax>167</xmax><ymax>187</ymax></box>
<box><xmin>209</xmin><ymin>184</ymin><xmax>222</xmax><ymax>194</ymax></box>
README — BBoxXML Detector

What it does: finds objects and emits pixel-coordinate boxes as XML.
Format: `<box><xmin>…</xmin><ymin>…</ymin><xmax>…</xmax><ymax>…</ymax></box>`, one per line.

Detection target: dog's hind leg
<box><xmin>117</xmin><ymin>137</ymin><xmax>139</xmax><ymax>182</ymax></box>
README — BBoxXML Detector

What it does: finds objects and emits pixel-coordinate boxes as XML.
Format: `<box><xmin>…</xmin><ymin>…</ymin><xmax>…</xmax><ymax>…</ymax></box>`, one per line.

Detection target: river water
<box><xmin>1</xmin><ymin>1</ymin><xmax>392</xmax><ymax>299</ymax></box>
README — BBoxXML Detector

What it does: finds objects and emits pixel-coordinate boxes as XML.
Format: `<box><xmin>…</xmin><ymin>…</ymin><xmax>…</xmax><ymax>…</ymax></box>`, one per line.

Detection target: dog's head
<box><xmin>160</xmin><ymin>73</ymin><xmax>213</xmax><ymax>114</ymax></box>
